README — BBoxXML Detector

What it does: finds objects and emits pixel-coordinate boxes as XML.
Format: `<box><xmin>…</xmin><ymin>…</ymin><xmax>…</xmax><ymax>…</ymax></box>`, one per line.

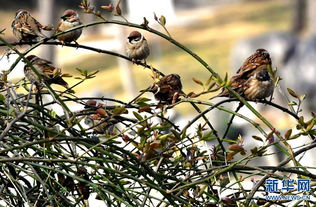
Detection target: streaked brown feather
<box><xmin>151</xmin><ymin>74</ymin><xmax>183</xmax><ymax>104</ymax></box>
<box><xmin>11</xmin><ymin>10</ymin><xmax>46</xmax><ymax>42</ymax></box>
<box><xmin>212</xmin><ymin>49</ymin><xmax>274</xmax><ymax>100</ymax></box>
<box><xmin>236</xmin><ymin>48</ymin><xmax>271</xmax><ymax>75</ymax></box>
<box><xmin>24</xmin><ymin>55</ymin><xmax>68</xmax><ymax>88</ymax></box>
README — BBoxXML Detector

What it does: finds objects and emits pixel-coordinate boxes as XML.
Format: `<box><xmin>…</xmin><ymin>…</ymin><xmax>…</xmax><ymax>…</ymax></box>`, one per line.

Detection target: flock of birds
<box><xmin>10</xmin><ymin>9</ymin><xmax>274</xmax><ymax>103</ymax></box>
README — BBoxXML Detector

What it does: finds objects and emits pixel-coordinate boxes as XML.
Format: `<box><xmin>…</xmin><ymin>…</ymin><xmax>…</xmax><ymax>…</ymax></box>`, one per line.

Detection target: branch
<box><xmin>0</xmin><ymin>41</ymin><xmax>165</xmax><ymax>77</ymax></box>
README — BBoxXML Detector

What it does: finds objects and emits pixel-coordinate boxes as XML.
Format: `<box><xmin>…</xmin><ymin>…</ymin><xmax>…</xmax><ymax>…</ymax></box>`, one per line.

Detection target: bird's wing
<box><xmin>24</xmin><ymin>15</ymin><xmax>46</xmax><ymax>38</ymax></box>
<box><xmin>236</xmin><ymin>52</ymin><xmax>271</xmax><ymax>74</ymax></box>
<box><xmin>35</xmin><ymin>59</ymin><xmax>59</xmax><ymax>77</ymax></box>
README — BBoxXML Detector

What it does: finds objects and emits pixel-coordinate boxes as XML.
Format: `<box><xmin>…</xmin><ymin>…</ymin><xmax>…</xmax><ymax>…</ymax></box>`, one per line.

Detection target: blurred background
<box><xmin>1</xmin><ymin>0</ymin><xmax>315</xmax><ymax>149</ymax></box>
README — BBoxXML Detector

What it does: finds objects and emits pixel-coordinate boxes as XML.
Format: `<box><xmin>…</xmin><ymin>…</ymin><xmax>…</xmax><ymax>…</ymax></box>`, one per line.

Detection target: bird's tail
<box><xmin>48</xmin><ymin>77</ymin><xmax>68</xmax><ymax>89</ymax></box>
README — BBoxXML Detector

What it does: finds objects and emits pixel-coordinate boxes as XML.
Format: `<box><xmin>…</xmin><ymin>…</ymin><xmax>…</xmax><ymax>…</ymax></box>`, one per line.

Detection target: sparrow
<box><xmin>23</xmin><ymin>55</ymin><xmax>68</xmax><ymax>89</ymax></box>
<box><xmin>84</xmin><ymin>105</ymin><xmax>130</xmax><ymax>134</ymax></box>
<box><xmin>56</xmin><ymin>9</ymin><xmax>82</xmax><ymax>44</ymax></box>
<box><xmin>85</xmin><ymin>114</ymin><xmax>112</xmax><ymax>134</ymax></box>
<box><xmin>11</xmin><ymin>9</ymin><xmax>47</xmax><ymax>42</ymax></box>
<box><xmin>126</xmin><ymin>31</ymin><xmax>150</xmax><ymax>63</ymax></box>
<box><xmin>212</xmin><ymin>49</ymin><xmax>274</xmax><ymax>101</ymax></box>
<box><xmin>218</xmin><ymin>69</ymin><xmax>274</xmax><ymax>100</ymax></box>
<box><xmin>236</xmin><ymin>48</ymin><xmax>271</xmax><ymax>76</ymax></box>
<box><xmin>149</xmin><ymin>74</ymin><xmax>183</xmax><ymax>104</ymax></box>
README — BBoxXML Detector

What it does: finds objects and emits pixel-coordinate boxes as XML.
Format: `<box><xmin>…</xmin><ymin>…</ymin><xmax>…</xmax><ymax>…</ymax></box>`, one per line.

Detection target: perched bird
<box><xmin>212</xmin><ymin>49</ymin><xmax>274</xmax><ymax>101</ymax></box>
<box><xmin>85</xmin><ymin>114</ymin><xmax>112</xmax><ymax>134</ymax></box>
<box><xmin>56</xmin><ymin>9</ymin><xmax>82</xmax><ymax>44</ymax></box>
<box><xmin>11</xmin><ymin>9</ymin><xmax>46</xmax><ymax>42</ymax></box>
<box><xmin>236</xmin><ymin>48</ymin><xmax>271</xmax><ymax>76</ymax></box>
<box><xmin>23</xmin><ymin>55</ymin><xmax>68</xmax><ymax>89</ymax></box>
<box><xmin>149</xmin><ymin>74</ymin><xmax>183</xmax><ymax>104</ymax></box>
<box><xmin>219</xmin><ymin>69</ymin><xmax>274</xmax><ymax>100</ymax></box>
<box><xmin>84</xmin><ymin>105</ymin><xmax>129</xmax><ymax>134</ymax></box>
<box><xmin>126</xmin><ymin>31</ymin><xmax>150</xmax><ymax>63</ymax></box>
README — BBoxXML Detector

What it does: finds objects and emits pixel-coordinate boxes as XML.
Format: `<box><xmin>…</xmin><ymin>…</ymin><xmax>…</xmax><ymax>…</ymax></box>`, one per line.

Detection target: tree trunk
<box><xmin>38</xmin><ymin>0</ymin><xmax>57</xmax><ymax>61</ymax></box>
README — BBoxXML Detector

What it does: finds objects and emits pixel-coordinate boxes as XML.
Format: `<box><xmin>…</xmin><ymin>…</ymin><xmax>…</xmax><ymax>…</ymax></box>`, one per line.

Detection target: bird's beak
<box><xmin>61</xmin><ymin>15</ymin><xmax>67</xmax><ymax>21</ymax></box>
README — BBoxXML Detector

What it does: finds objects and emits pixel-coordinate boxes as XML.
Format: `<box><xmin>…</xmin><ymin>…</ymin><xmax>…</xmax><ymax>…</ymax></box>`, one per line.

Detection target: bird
<box><xmin>11</xmin><ymin>9</ymin><xmax>47</xmax><ymax>42</ymax></box>
<box><xmin>23</xmin><ymin>55</ymin><xmax>68</xmax><ymax>89</ymax></box>
<box><xmin>236</xmin><ymin>48</ymin><xmax>272</xmax><ymax>76</ymax></box>
<box><xmin>212</xmin><ymin>49</ymin><xmax>274</xmax><ymax>101</ymax></box>
<box><xmin>84</xmin><ymin>114</ymin><xmax>112</xmax><ymax>134</ymax></box>
<box><xmin>149</xmin><ymin>74</ymin><xmax>183</xmax><ymax>104</ymax></box>
<box><xmin>55</xmin><ymin>9</ymin><xmax>82</xmax><ymax>44</ymax></box>
<box><xmin>126</xmin><ymin>31</ymin><xmax>150</xmax><ymax>63</ymax></box>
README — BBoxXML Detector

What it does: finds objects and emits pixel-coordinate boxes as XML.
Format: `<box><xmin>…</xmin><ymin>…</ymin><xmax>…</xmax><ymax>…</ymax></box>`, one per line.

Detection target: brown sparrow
<box><xmin>84</xmin><ymin>105</ymin><xmax>121</xmax><ymax>134</ymax></box>
<box><xmin>85</xmin><ymin>114</ymin><xmax>112</xmax><ymax>134</ymax></box>
<box><xmin>126</xmin><ymin>31</ymin><xmax>150</xmax><ymax>63</ymax></box>
<box><xmin>150</xmin><ymin>74</ymin><xmax>183</xmax><ymax>104</ymax></box>
<box><xmin>236</xmin><ymin>48</ymin><xmax>271</xmax><ymax>75</ymax></box>
<box><xmin>11</xmin><ymin>9</ymin><xmax>47</xmax><ymax>42</ymax></box>
<box><xmin>56</xmin><ymin>9</ymin><xmax>82</xmax><ymax>44</ymax></box>
<box><xmin>213</xmin><ymin>49</ymin><xmax>274</xmax><ymax>101</ymax></box>
<box><xmin>218</xmin><ymin>69</ymin><xmax>274</xmax><ymax>100</ymax></box>
<box><xmin>23</xmin><ymin>55</ymin><xmax>68</xmax><ymax>89</ymax></box>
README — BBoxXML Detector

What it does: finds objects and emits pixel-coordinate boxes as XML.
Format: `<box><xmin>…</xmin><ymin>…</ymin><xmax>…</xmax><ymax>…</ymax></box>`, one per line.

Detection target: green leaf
<box><xmin>76</xmin><ymin>68</ymin><xmax>83</xmax><ymax>73</ymax></box>
<box><xmin>287</xmin><ymin>88</ymin><xmax>298</xmax><ymax>98</ymax></box>
<box><xmin>299</xmin><ymin>94</ymin><xmax>306</xmax><ymax>101</ymax></box>
<box><xmin>76</xmin><ymin>68</ymin><xmax>88</xmax><ymax>77</ymax></box>
<box><xmin>158</xmin><ymin>133</ymin><xmax>172</xmax><ymax>141</ymax></box>
<box><xmin>135</xmin><ymin>97</ymin><xmax>151</xmax><ymax>104</ymax></box>
<box><xmin>151</xmin><ymin>123</ymin><xmax>172</xmax><ymax>131</ymax></box>
<box><xmin>223</xmin><ymin>73</ymin><xmax>228</xmax><ymax>84</ymax></box>
<box><xmin>87</xmin><ymin>70</ymin><xmax>99</xmax><ymax>79</ymax></box>
<box><xmin>205</xmin><ymin>76</ymin><xmax>213</xmax><ymax>86</ymax></box>
<box><xmin>49</xmin><ymin>110</ymin><xmax>57</xmax><ymax>118</ymax></box>
<box><xmin>0</xmin><ymin>93</ymin><xmax>5</xmax><ymax>102</ymax></box>
<box><xmin>8</xmin><ymin>107</ymin><xmax>15</xmax><ymax>117</ymax></box>
<box><xmin>288</xmin><ymin>101</ymin><xmax>297</xmax><ymax>106</ymax></box>
<box><xmin>133</xmin><ymin>111</ymin><xmax>143</xmax><ymax>121</ymax></box>
<box><xmin>284</xmin><ymin>129</ymin><xmax>292</xmax><ymax>140</ymax></box>
<box><xmin>289</xmin><ymin>133</ymin><xmax>300</xmax><ymax>139</ymax></box>
<box><xmin>298</xmin><ymin>116</ymin><xmax>305</xmax><ymax>125</ymax></box>
<box><xmin>200</xmin><ymin>131</ymin><xmax>217</xmax><ymax>141</ymax></box>
<box><xmin>113</xmin><ymin>106</ymin><xmax>128</xmax><ymax>115</ymax></box>
<box><xmin>306</xmin><ymin>120</ymin><xmax>315</xmax><ymax>131</ymax></box>
<box><xmin>275</xmin><ymin>76</ymin><xmax>281</xmax><ymax>85</ymax></box>
<box><xmin>159</xmin><ymin>15</ymin><xmax>166</xmax><ymax>26</ymax></box>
